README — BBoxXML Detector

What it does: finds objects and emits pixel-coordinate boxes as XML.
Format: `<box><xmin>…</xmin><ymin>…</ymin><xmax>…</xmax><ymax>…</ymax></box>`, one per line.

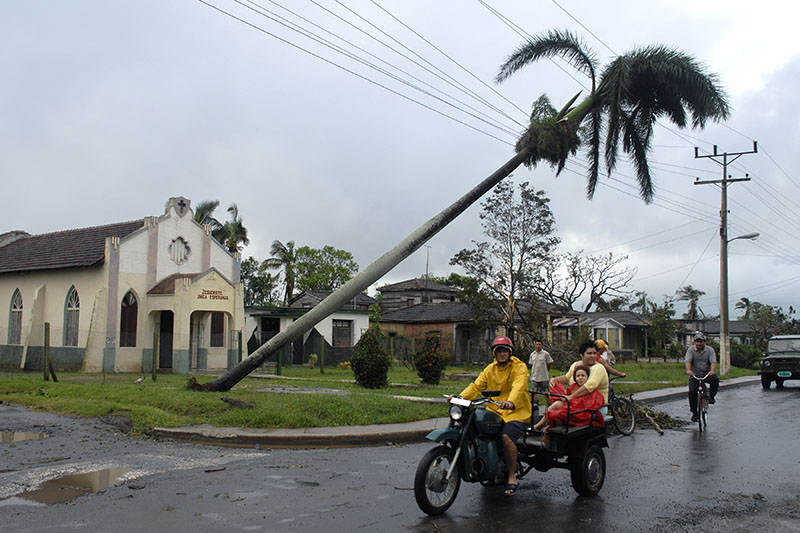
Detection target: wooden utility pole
<box><xmin>694</xmin><ymin>141</ymin><xmax>757</xmax><ymax>375</ymax></box>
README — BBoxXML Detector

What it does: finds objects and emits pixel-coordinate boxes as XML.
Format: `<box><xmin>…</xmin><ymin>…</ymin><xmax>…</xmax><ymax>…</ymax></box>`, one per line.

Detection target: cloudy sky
<box><xmin>2</xmin><ymin>1</ymin><xmax>799</xmax><ymax>318</ymax></box>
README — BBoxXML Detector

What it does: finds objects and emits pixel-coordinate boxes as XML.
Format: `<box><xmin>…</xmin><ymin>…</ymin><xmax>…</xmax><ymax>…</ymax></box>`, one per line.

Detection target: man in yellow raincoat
<box><xmin>458</xmin><ymin>335</ymin><xmax>531</xmax><ymax>496</ymax></box>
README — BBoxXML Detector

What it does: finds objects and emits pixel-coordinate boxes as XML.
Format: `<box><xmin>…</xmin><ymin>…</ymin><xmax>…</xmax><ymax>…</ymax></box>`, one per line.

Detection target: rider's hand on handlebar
<box><xmin>497</xmin><ymin>400</ymin><xmax>515</xmax><ymax>410</ymax></box>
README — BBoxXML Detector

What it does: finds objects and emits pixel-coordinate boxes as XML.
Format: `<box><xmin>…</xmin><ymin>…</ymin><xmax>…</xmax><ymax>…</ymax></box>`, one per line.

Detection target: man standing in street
<box><xmin>685</xmin><ymin>332</ymin><xmax>720</xmax><ymax>422</ymax></box>
<box><xmin>528</xmin><ymin>338</ymin><xmax>552</xmax><ymax>422</ymax></box>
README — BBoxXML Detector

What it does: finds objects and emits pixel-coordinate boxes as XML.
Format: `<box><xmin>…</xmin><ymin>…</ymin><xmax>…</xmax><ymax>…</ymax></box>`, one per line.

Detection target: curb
<box><xmin>633</xmin><ymin>375</ymin><xmax>759</xmax><ymax>404</ymax></box>
<box><xmin>153</xmin><ymin>376</ymin><xmax>760</xmax><ymax>449</ymax></box>
<box><xmin>151</xmin><ymin>418</ymin><xmax>451</xmax><ymax>449</ymax></box>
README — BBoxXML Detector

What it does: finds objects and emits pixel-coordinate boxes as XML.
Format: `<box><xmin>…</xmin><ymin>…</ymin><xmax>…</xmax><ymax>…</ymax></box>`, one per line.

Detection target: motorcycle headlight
<box><xmin>762</xmin><ymin>360</ymin><xmax>771</xmax><ymax>367</ymax></box>
<box><xmin>449</xmin><ymin>405</ymin><xmax>464</xmax><ymax>420</ymax></box>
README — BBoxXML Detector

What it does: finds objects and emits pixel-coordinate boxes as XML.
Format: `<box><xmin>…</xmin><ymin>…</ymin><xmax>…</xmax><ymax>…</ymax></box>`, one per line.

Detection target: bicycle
<box><xmin>607</xmin><ymin>376</ymin><xmax>635</xmax><ymax>435</ymax></box>
<box><xmin>691</xmin><ymin>373</ymin><xmax>711</xmax><ymax>431</ymax></box>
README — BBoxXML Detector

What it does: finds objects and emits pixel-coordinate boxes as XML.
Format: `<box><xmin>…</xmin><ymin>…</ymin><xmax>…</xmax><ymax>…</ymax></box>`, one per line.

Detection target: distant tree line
<box><xmin>194</xmin><ymin>200</ymin><xmax>359</xmax><ymax>307</ymax></box>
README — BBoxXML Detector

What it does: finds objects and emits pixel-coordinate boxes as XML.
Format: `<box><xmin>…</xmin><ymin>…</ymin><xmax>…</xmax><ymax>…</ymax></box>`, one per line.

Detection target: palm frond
<box><xmin>595</xmin><ymin>44</ymin><xmax>729</xmax><ymax>202</ymax></box>
<box><xmin>498</xmin><ymin>31</ymin><xmax>729</xmax><ymax>205</ymax></box>
<box><xmin>584</xmin><ymin>108</ymin><xmax>602</xmax><ymax>199</ymax></box>
<box><xmin>620</xmin><ymin>111</ymin><xmax>654</xmax><ymax>202</ymax></box>
<box><xmin>496</xmin><ymin>29</ymin><xmax>597</xmax><ymax>90</ymax></box>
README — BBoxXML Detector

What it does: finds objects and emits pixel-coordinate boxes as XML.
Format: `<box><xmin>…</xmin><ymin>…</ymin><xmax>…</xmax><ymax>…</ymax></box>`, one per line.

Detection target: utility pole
<box><xmin>693</xmin><ymin>141</ymin><xmax>757</xmax><ymax>376</ymax></box>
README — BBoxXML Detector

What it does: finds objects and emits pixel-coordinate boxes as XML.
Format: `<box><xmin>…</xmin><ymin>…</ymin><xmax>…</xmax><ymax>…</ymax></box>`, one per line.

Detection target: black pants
<box><xmin>688</xmin><ymin>375</ymin><xmax>719</xmax><ymax>413</ymax></box>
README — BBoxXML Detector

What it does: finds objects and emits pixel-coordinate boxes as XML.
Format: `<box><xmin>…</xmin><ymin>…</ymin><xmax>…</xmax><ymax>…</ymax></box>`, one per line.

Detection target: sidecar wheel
<box><xmin>414</xmin><ymin>445</ymin><xmax>461</xmax><ymax>516</ymax></box>
<box><xmin>570</xmin><ymin>445</ymin><xmax>605</xmax><ymax>497</ymax></box>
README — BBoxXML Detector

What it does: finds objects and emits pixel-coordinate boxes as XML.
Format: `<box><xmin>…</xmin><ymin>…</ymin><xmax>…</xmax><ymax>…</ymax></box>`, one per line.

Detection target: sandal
<box><xmin>504</xmin><ymin>483</ymin><xmax>519</xmax><ymax>496</ymax></box>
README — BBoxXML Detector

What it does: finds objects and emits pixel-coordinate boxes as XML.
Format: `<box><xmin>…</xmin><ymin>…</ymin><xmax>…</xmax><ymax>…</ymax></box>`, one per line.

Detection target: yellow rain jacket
<box><xmin>459</xmin><ymin>355</ymin><xmax>531</xmax><ymax>423</ymax></box>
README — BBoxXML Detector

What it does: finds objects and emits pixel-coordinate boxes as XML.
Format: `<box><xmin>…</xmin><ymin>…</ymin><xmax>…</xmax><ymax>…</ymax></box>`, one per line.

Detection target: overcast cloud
<box><xmin>2</xmin><ymin>1</ymin><xmax>799</xmax><ymax>318</ymax></box>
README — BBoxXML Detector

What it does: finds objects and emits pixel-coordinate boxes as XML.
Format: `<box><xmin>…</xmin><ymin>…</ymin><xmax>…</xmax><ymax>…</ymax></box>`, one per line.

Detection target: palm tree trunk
<box><xmin>196</xmin><ymin>149</ymin><xmax>530</xmax><ymax>391</ymax></box>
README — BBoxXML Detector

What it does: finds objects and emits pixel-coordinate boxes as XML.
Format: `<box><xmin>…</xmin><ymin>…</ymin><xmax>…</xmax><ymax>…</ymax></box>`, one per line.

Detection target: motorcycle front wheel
<box><xmin>414</xmin><ymin>445</ymin><xmax>461</xmax><ymax>516</ymax></box>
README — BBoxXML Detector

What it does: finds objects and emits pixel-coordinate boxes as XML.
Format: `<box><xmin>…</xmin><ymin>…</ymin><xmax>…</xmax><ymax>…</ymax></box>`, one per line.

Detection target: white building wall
<box><xmin>118</xmin><ymin>229</ymin><xmax>149</xmax><ymax>275</ymax></box>
<box><xmin>0</xmin><ymin>266</ymin><xmax>108</xmax><ymax>350</ymax></box>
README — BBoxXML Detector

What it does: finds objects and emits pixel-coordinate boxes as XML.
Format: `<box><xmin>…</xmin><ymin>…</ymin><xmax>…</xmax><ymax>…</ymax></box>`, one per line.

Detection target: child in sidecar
<box><xmin>532</xmin><ymin>365</ymin><xmax>604</xmax><ymax>431</ymax></box>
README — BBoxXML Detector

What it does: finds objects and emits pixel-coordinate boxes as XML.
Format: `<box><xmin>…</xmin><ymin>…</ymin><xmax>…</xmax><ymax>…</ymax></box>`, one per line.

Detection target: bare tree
<box><xmin>451</xmin><ymin>180</ymin><xmax>559</xmax><ymax>338</ymax></box>
<box><xmin>534</xmin><ymin>252</ymin><xmax>636</xmax><ymax>312</ymax></box>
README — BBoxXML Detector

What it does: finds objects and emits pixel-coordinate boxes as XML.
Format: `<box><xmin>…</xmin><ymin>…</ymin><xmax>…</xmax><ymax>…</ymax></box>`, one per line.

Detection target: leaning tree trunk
<box><xmin>197</xmin><ymin>149</ymin><xmax>530</xmax><ymax>391</ymax></box>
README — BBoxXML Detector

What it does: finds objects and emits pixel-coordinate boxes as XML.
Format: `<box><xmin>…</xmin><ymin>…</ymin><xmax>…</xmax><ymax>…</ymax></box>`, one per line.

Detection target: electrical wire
<box><xmin>196</xmin><ymin>0</ymin><xmax>516</xmax><ymax>144</ymax></box>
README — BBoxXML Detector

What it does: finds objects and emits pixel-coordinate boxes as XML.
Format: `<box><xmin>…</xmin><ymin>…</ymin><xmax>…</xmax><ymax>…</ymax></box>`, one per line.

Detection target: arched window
<box><xmin>120</xmin><ymin>291</ymin><xmax>138</xmax><ymax>347</ymax></box>
<box><xmin>65</xmin><ymin>287</ymin><xmax>80</xmax><ymax>347</ymax></box>
<box><xmin>9</xmin><ymin>290</ymin><xmax>22</xmax><ymax>344</ymax></box>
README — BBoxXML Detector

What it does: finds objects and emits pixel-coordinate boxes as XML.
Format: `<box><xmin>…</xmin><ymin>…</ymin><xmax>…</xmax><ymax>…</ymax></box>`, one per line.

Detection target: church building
<box><xmin>0</xmin><ymin>197</ymin><xmax>244</xmax><ymax>374</ymax></box>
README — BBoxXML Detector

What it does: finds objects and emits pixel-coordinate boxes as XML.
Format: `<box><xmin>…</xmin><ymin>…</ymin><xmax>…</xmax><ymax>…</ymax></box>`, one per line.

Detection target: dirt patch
<box><xmin>96</xmin><ymin>413</ymin><xmax>133</xmax><ymax>434</ymax></box>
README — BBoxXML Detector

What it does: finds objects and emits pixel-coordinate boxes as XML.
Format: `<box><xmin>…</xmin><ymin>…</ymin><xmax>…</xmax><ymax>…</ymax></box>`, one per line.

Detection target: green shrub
<box><xmin>307</xmin><ymin>353</ymin><xmax>318</xmax><ymax>368</ymax></box>
<box><xmin>731</xmin><ymin>343</ymin><xmax>762</xmax><ymax>369</ymax></box>
<box><xmin>703</xmin><ymin>340</ymin><xmax>760</xmax><ymax>369</ymax></box>
<box><xmin>413</xmin><ymin>334</ymin><xmax>448</xmax><ymax>385</ymax></box>
<box><xmin>350</xmin><ymin>325</ymin><xmax>392</xmax><ymax>389</ymax></box>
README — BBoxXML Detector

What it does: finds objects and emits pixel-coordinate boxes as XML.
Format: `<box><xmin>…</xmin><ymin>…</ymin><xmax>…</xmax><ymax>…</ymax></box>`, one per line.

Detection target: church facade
<box><xmin>0</xmin><ymin>197</ymin><xmax>244</xmax><ymax>374</ymax></box>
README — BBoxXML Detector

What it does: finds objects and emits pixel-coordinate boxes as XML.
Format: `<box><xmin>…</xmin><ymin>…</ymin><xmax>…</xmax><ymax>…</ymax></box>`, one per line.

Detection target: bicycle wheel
<box><xmin>697</xmin><ymin>391</ymin><xmax>705</xmax><ymax>431</ymax></box>
<box><xmin>611</xmin><ymin>397</ymin><xmax>635</xmax><ymax>435</ymax></box>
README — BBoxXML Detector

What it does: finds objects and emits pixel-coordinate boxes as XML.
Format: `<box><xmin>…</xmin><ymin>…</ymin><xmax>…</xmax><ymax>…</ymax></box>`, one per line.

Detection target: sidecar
<box><xmin>516</xmin><ymin>397</ymin><xmax>609</xmax><ymax>496</ymax></box>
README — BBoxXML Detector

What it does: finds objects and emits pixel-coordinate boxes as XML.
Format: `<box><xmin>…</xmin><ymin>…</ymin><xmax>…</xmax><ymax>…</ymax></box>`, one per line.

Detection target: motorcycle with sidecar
<box><xmin>414</xmin><ymin>390</ymin><xmax>608</xmax><ymax>515</ymax></box>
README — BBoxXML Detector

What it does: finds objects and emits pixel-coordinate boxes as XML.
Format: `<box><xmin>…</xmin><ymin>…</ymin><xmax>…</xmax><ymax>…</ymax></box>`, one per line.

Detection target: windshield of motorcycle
<box><xmin>450</xmin><ymin>397</ymin><xmax>472</xmax><ymax>408</ymax></box>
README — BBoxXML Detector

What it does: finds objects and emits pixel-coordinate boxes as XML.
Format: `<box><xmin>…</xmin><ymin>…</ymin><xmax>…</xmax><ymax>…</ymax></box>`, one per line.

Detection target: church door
<box><xmin>159</xmin><ymin>311</ymin><xmax>174</xmax><ymax>369</ymax></box>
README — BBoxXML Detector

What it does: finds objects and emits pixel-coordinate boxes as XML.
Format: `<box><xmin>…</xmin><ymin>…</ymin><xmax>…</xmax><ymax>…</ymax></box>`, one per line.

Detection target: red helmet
<box><xmin>491</xmin><ymin>335</ymin><xmax>513</xmax><ymax>356</ymax></box>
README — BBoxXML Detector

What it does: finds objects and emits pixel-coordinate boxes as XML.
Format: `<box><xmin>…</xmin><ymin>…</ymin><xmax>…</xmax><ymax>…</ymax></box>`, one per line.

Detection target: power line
<box><xmin>586</xmin><ymin>216</ymin><xmax>715</xmax><ymax>254</ymax></box>
<box><xmin>476</xmin><ymin>0</ymin><xmax>593</xmax><ymax>92</ymax></box>
<box><xmin>369</xmin><ymin>0</ymin><xmax>529</xmax><ymax>118</ymax></box>
<box><xmin>251</xmin><ymin>0</ymin><xmax>522</xmax><ymax>134</ymax></box>
<box><xmin>323</xmin><ymin>0</ymin><xmax>527</xmax><ymax>128</ymax></box>
<box><xmin>677</xmin><ymin>230</ymin><xmax>717</xmax><ymax>289</ymax></box>
<box><xmin>549</xmin><ymin>0</ymin><xmax>617</xmax><ymax>56</ymax></box>
<box><xmin>197</xmin><ymin>0</ymin><xmax>517</xmax><ymax>144</ymax></box>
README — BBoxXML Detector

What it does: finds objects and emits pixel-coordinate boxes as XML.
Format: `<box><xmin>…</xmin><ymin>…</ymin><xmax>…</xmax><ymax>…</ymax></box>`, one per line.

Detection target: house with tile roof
<box><xmin>378</xmin><ymin>287</ymin><xmax>579</xmax><ymax>363</ymax></box>
<box><xmin>0</xmin><ymin>197</ymin><xmax>244</xmax><ymax>374</ymax></box>
<box><xmin>675</xmin><ymin>318</ymin><xmax>755</xmax><ymax>346</ymax></box>
<box><xmin>377</xmin><ymin>278</ymin><xmax>460</xmax><ymax>313</ymax></box>
<box><xmin>244</xmin><ymin>290</ymin><xmax>377</xmax><ymax>366</ymax></box>
<box><xmin>552</xmin><ymin>311</ymin><xmax>652</xmax><ymax>358</ymax></box>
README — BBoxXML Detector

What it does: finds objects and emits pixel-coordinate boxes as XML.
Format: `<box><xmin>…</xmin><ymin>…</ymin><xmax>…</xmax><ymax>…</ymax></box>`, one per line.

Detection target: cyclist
<box><xmin>685</xmin><ymin>332</ymin><xmax>719</xmax><ymax>422</ymax></box>
<box><xmin>595</xmin><ymin>339</ymin><xmax>626</xmax><ymax>379</ymax></box>
<box><xmin>457</xmin><ymin>336</ymin><xmax>531</xmax><ymax>496</ymax></box>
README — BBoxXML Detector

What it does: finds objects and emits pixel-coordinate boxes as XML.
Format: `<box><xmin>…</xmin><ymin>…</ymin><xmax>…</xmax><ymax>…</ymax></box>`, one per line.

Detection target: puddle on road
<box><xmin>0</xmin><ymin>467</ymin><xmax>129</xmax><ymax>507</ymax></box>
<box><xmin>1</xmin><ymin>432</ymin><xmax>47</xmax><ymax>443</ymax></box>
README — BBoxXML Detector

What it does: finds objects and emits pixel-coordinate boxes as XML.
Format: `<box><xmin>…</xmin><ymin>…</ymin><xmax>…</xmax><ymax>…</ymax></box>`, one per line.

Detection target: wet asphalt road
<box><xmin>1</xmin><ymin>383</ymin><xmax>799</xmax><ymax>532</ymax></box>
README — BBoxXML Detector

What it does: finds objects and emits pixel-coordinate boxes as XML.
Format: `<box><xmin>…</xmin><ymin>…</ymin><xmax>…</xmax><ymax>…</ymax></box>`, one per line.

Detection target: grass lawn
<box><xmin>0</xmin><ymin>361</ymin><xmax>755</xmax><ymax>434</ymax></box>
